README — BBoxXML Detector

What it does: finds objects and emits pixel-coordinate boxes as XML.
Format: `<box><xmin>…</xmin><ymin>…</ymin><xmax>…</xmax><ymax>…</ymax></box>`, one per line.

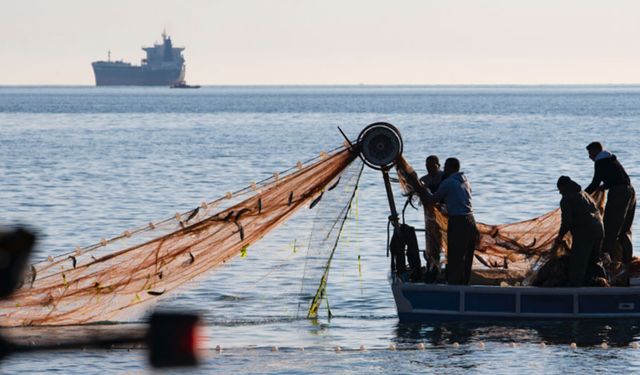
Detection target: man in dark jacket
<box><xmin>552</xmin><ymin>176</ymin><xmax>604</xmax><ymax>286</ymax></box>
<box><xmin>584</xmin><ymin>142</ymin><xmax>636</xmax><ymax>265</ymax></box>
<box><xmin>420</xmin><ymin>154</ymin><xmax>444</xmax><ymax>274</ymax></box>
<box><xmin>420</xmin><ymin>155</ymin><xmax>444</xmax><ymax>193</ymax></box>
<box><xmin>421</xmin><ymin>158</ymin><xmax>477</xmax><ymax>285</ymax></box>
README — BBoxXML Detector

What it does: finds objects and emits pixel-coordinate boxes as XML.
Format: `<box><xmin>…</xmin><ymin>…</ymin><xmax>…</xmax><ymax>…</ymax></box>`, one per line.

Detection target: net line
<box><xmin>298</xmin><ymin>159</ymin><xmax>364</xmax><ymax>319</ymax></box>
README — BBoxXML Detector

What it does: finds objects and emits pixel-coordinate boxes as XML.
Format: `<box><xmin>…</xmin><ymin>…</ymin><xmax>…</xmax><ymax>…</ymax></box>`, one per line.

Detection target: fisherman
<box><xmin>584</xmin><ymin>142</ymin><xmax>636</xmax><ymax>266</ymax></box>
<box><xmin>420</xmin><ymin>158</ymin><xmax>477</xmax><ymax>285</ymax></box>
<box><xmin>551</xmin><ymin>176</ymin><xmax>604</xmax><ymax>286</ymax></box>
<box><xmin>420</xmin><ymin>155</ymin><xmax>444</xmax><ymax>193</ymax></box>
<box><xmin>419</xmin><ymin>155</ymin><xmax>445</xmax><ymax>281</ymax></box>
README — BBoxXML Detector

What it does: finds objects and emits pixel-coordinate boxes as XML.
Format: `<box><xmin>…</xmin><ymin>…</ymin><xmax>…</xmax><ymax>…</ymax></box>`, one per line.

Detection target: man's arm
<box><xmin>584</xmin><ymin>162</ymin><xmax>602</xmax><ymax>194</ymax></box>
<box><xmin>552</xmin><ymin>197</ymin><xmax>572</xmax><ymax>254</ymax></box>
<box><xmin>558</xmin><ymin>198</ymin><xmax>572</xmax><ymax>238</ymax></box>
<box><xmin>423</xmin><ymin>179</ymin><xmax>449</xmax><ymax>204</ymax></box>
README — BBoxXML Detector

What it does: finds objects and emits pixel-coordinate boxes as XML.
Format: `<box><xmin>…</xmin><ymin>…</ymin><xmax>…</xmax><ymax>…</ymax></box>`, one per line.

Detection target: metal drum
<box><xmin>357</xmin><ymin>122</ymin><xmax>403</xmax><ymax>170</ymax></box>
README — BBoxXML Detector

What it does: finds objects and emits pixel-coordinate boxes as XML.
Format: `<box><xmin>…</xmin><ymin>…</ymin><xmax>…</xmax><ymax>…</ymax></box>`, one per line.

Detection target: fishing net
<box><xmin>298</xmin><ymin>159</ymin><xmax>364</xmax><ymax>319</ymax></box>
<box><xmin>395</xmin><ymin>156</ymin><xmax>607</xmax><ymax>284</ymax></box>
<box><xmin>0</xmin><ymin>147</ymin><xmax>358</xmax><ymax>327</ymax></box>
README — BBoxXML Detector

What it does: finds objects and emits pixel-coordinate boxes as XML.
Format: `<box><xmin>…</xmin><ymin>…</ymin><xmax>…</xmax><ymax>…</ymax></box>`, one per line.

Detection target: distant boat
<box><xmin>170</xmin><ymin>81</ymin><xmax>200</xmax><ymax>89</ymax></box>
<box><xmin>92</xmin><ymin>31</ymin><xmax>186</xmax><ymax>86</ymax></box>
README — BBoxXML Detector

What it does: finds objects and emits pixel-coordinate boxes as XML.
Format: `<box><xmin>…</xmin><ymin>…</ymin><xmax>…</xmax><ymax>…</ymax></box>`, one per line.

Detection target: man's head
<box><xmin>556</xmin><ymin>175</ymin><xmax>580</xmax><ymax>195</ymax></box>
<box><xmin>425</xmin><ymin>155</ymin><xmax>440</xmax><ymax>175</ymax></box>
<box><xmin>443</xmin><ymin>157</ymin><xmax>460</xmax><ymax>178</ymax></box>
<box><xmin>586</xmin><ymin>142</ymin><xmax>603</xmax><ymax>161</ymax></box>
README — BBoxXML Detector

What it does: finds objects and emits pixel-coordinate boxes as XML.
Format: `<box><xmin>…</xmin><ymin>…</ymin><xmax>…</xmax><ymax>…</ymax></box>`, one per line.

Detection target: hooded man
<box><xmin>552</xmin><ymin>176</ymin><xmax>604</xmax><ymax>286</ymax></box>
<box><xmin>584</xmin><ymin>142</ymin><xmax>636</xmax><ymax>265</ymax></box>
<box><xmin>421</xmin><ymin>157</ymin><xmax>477</xmax><ymax>285</ymax></box>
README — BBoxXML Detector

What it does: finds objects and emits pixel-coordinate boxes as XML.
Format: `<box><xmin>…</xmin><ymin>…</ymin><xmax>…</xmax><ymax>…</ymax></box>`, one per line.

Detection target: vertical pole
<box><xmin>382</xmin><ymin>167</ymin><xmax>400</xmax><ymax>275</ymax></box>
<box><xmin>381</xmin><ymin>168</ymin><xmax>399</xmax><ymax>229</ymax></box>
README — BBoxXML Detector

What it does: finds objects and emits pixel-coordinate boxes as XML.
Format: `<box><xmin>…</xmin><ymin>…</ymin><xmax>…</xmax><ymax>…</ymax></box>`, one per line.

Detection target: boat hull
<box><xmin>92</xmin><ymin>62</ymin><xmax>185</xmax><ymax>86</ymax></box>
<box><xmin>391</xmin><ymin>275</ymin><xmax>640</xmax><ymax>321</ymax></box>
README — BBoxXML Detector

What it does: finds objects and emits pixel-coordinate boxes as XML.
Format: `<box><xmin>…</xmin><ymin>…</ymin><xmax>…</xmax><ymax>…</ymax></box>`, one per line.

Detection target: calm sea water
<box><xmin>1</xmin><ymin>86</ymin><xmax>639</xmax><ymax>374</ymax></box>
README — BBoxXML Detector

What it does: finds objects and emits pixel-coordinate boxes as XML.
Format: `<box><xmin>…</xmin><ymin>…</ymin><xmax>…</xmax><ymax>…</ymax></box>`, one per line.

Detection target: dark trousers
<box><xmin>603</xmin><ymin>185</ymin><xmax>636</xmax><ymax>264</ymax></box>
<box><xmin>568</xmin><ymin>219</ymin><xmax>604</xmax><ymax>286</ymax></box>
<box><xmin>447</xmin><ymin>214</ymin><xmax>478</xmax><ymax>285</ymax></box>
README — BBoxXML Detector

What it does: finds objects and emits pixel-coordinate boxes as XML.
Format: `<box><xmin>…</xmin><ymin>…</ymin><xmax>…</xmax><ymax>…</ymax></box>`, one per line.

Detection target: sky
<box><xmin>1</xmin><ymin>0</ymin><xmax>640</xmax><ymax>85</ymax></box>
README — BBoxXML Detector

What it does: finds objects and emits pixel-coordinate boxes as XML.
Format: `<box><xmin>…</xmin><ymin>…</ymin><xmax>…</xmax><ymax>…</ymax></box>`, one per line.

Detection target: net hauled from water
<box><xmin>0</xmin><ymin>147</ymin><xmax>358</xmax><ymax>326</ymax></box>
<box><xmin>395</xmin><ymin>156</ymin><xmax>606</xmax><ymax>282</ymax></box>
<box><xmin>298</xmin><ymin>159</ymin><xmax>364</xmax><ymax>319</ymax></box>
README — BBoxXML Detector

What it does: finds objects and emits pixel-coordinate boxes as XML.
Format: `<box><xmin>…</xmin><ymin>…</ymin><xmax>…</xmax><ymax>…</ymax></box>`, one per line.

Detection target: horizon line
<box><xmin>2</xmin><ymin>83</ymin><xmax>640</xmax><ymax>87</ymax></box>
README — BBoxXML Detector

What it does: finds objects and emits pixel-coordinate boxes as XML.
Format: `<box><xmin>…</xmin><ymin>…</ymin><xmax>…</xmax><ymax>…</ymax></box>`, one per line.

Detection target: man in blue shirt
<box><xmin>420</xmin><ymin>158</ymin><xmax>478</xmax><ymax>285</ymax></box>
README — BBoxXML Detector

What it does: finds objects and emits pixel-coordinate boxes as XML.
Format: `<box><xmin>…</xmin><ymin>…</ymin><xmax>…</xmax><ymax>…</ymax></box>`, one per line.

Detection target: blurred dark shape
<box><xmin>148</xmin><ymin>312</ymin><xmax>200</xmax><ymax>367</ymax></box>
<box><xmin>0</xmin><ymin>334</ymin><xmax>13</xmax><ymax>360</ymax></box>
<box><xmin>0</xmin><ymin>227</ymin><xmax>201</xmax><ymax>368</ymax></box>
<box><xmin>0</xmin><ymin>311</ymin><xmax>201</xmax><ymax>367</ymax></box>
<box><xmin>0</xmin><ymin>227</ymin><xmax>36</xmax><ymax>299</ymax></box>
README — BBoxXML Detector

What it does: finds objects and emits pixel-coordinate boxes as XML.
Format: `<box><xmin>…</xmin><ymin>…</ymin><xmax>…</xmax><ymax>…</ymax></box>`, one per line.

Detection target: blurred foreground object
<box><xmin>0</xmin><ymin>227</ymin><xmax>36</xmax><ymax>298</ymax></box>
<box><xmin>0</xmin><ymin>311</ymin><xmax>200</xmax><ymax>368</ymax></box>
<box><xmin>0</xmin><ymin>228</ymin><xmax>200</xmax><ymax>367</ymax></box>
<box><xmin>148</xmin><ymin>312</ymin><xmax>201</xmax><ymax>367</ymax></box>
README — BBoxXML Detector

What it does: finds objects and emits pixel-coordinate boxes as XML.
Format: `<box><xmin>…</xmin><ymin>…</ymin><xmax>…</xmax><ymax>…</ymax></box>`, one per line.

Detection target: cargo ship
<box><xmin>92</xmin><ymin>32</ymin><xmax>186</xmax><ymax>86</ymax></box>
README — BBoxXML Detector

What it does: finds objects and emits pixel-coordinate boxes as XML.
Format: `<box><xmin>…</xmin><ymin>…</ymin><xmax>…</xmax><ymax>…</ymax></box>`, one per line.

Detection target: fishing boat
<box><xmin>170</xmin><ymin>81</ymin><xmax>200</xmax><ymax>89</ymax></box>
<box><xmin>355</xmin><ymin>122</ymin><xmax>640</xmax><ymax>322</ymax></box>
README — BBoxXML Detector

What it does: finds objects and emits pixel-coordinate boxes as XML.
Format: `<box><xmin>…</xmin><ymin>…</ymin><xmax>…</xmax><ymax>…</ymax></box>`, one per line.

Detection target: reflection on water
<box><xmin>395</xmin><ymin>320</ymin><xmax>640</xmax><ymax>347</ymax></box>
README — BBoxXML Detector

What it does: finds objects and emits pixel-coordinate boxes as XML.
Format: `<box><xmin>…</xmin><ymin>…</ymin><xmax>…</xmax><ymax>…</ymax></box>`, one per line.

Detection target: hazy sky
<box><xmin>2</xmin><ymin>0</ymin><xmax>640</xmax><ymax>84</ymax></box>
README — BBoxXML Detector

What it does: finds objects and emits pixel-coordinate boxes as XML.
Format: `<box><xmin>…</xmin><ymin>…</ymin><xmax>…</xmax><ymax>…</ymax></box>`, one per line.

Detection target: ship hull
<box><xmin>92</xmin><ymin>62</ymin><xmax>185</xmax><ymax>86</ymax></box>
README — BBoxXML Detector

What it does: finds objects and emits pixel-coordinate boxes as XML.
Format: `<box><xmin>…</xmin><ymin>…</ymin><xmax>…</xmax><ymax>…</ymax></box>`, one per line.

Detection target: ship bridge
<box><xmin>142</xmin><ymin>33</ymin><xmax>185</xmax><ymax>67</ymax></box>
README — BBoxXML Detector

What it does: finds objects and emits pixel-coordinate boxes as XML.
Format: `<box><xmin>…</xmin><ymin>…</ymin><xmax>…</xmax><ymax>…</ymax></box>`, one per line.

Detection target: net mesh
<box><xmin>395</xmin><ymin>155</ymin><xmax>607</xmax><ymax>283</ymax></box>
<box><xmin>298</xmin><ymin>159</ymin><xmax>364</xmax><ymax>319</ymax></box>
<box><xmin>0</xmin><ymin>147</ymin><xmax>357</xmax><ymax>326</ymax></box>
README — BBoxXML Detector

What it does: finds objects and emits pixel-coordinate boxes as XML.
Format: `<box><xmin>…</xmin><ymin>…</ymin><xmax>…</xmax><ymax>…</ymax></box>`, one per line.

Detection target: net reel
<box><xmin>356</xmin><ymin>122</ymin><xmax>405</xmax><ymax>274</ymax></box>
<box><xmin>357</xmin><ymin>122</ymin><xmax>403</xmax><ymax>170</ymax></box>
<box><xmin>356</xmin><ymin>122</ymin><xmax>404</xmax><ymax>235</ymax></box>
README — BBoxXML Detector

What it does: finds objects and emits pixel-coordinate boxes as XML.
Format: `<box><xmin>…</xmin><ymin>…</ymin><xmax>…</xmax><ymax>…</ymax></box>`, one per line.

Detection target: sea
<box><xmin>0</xmin><ymin>85</ymin><xmax>639</xmax><ymax>374</ymax></box>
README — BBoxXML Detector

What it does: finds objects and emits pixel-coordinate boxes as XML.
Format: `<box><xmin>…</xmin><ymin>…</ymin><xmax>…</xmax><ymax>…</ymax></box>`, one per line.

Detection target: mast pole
<box><xmin>381</xmin><ymin>168</ymin><xmax>400</xmax><ymax>229</ymax></box>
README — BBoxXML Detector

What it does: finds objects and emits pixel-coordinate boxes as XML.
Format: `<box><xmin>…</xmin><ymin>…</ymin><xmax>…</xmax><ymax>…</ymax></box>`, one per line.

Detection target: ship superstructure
<box><xmin>92</xmin><ymin>32</ymin><xmax>186</xmax><ymax>86</ymax></box>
